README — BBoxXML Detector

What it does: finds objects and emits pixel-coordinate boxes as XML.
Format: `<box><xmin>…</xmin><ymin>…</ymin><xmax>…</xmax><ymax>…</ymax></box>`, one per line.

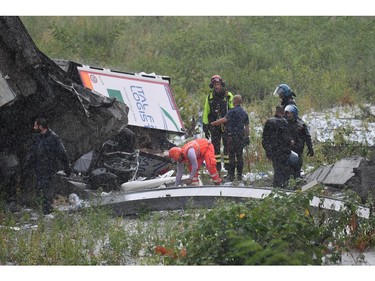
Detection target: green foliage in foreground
<box><xmin>167</xmin><ymin>189</ymin><xmax>375</xmax><ymax>265</ymax></box>
<box><xmin>1</xmin><ymin>188</ymin><xmax>375</xmax><ymax>265</ymax></box>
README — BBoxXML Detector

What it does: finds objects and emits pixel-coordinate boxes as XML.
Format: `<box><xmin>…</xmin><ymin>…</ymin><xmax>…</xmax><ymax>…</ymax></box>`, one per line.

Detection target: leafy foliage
<box><xmin>20</xmin><ymin>16</ymin><xmax>375</xmax><ymax>167</ymax></box>
<box><xmin>5</xmin><ymin>17</ymin><xmax>374</xmax><ymax>265</ymax></box>
<box><xmin>166</xmin><ymin>189</ymin><xmax>375</xmax><ymax>265</ymax></box>
<box><xmin>1</xmin><ymin>188</ymin><xmax>375</xmax><ymax>265</ymax></box>
<box><xmin>21</xmin><ymin>16</ymin><xmax>375</xmax><ymax>113</ymax></box>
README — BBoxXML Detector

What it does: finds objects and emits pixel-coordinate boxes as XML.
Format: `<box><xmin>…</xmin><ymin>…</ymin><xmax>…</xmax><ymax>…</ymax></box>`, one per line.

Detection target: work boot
<box><xmin>226</xmin><ymin>174</ymin><xmax>234</xmax><ymax>182</ymax></box>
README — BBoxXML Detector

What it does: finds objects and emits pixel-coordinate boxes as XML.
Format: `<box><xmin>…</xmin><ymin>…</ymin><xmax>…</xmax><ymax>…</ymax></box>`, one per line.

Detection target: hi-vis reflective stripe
<box><xmin>192</xmin><ymin>177</ymin><xmax>199</xmax><ymax>186</ymax></box>
<box><xmin>190</xmin><ymin>140</ymin><xmax>201</xmax><ymax>156</ymax></box>
<box><xmin>223</xmin><ymin>155</ymin><xmax>230</xmax><ymax>164</ymax></box>
<box><xmin>210</xmin><ymin>173</ymin><xmax>220</xmax><ymax>180</ymax></box>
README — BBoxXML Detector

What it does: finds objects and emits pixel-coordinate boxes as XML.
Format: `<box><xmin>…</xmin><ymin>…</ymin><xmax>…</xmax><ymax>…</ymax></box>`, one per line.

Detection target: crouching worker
<box><xmin>169</xmin><ymin>138</ymin><xmax>222</xmax><ymax>186</ymax></box>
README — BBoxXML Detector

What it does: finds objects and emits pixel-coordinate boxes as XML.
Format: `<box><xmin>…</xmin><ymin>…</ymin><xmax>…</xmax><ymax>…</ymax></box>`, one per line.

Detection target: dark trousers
<box><xmin>271</xmin><ymin>154</ymin><xmax>290</xmax><ymax>188</ymax></box>
<box><xmin>36</xmin><ymin>176</ymin><xmax>53</xmax><ymax>214</ymax></box>
<box><xmin>227</xmin><ymin>134</ymin><xmax>244</xmax><ymax>181</ymax></box>
<box><xmin>210</xmin><ymin>126</ymin><xmax>229</xmax><ymax>171</ymax></box>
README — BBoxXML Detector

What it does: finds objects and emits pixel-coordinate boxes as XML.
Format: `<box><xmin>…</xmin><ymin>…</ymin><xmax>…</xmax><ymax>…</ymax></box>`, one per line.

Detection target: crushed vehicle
<box><xmin>0</xmin><ymin>16</ymin><xmax>185</xmax><ymax>202</ymax></box>
<box><xmin>53</xmin><ymin>60</ymin><xmax>186</xmax><ymax>191</ymax></box>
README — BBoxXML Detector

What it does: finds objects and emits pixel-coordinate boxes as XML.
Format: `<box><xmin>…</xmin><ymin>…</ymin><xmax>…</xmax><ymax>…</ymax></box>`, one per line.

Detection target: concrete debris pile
<box><xmin>0</xmin><ymin>16</ymin><xmax>183</xmax><ymax>205</ymax></box>
<box><xmin>305</xmin><ymin>156</ymin><xmax>375</xmax><ymax>202</ymax></box>
<box><xmin>0</xmin><ymin>16</ymin><xmax>129</xmax><ymax>194</ymax></box>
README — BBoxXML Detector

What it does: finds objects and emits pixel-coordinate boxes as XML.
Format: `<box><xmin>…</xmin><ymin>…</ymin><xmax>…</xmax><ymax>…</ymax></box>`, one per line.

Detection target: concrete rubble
<box><xmin>305</xmin><ymin>156</ymin><xmax>375</xmax><ymax>202</ymax></box>
<box><xmin>0</xmin><ymin>16</ymin><xmax>177</xmax><ymax>201</ymax></box>
<box><xmin>0</xmin><ymin>16</ymin><xmax>129</xmax><ymax>195</ymax></box>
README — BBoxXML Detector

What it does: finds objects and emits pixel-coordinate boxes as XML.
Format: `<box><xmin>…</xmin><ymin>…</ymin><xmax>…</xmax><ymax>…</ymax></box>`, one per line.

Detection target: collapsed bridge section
<box><xmin>0</xmin><ymin>16</ymin><xmax>129</xmax><ymax>191</ymax></box>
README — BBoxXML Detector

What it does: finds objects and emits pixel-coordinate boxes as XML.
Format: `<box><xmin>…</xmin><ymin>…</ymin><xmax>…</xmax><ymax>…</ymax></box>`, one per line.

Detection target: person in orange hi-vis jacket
<box><xmin>169</xmin><ymin>138</ymin><xmax>222</xmax><ymax>186</ymax></box>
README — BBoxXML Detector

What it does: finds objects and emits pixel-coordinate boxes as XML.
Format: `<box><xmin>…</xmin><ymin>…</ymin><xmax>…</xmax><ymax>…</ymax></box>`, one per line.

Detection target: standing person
<box><xmin>202</xmin><ymin>75</ymin><xmax>234</xmax><ymax>173</ymax></box>
<box><xmin>284</xmin><ymin>105</ymin><xmax>314</xmax><ymax>179</ymax></box>
<box><xmin>211</xmin><ymin>95</ymin><xmax>250</xmax><ymax>185</ymax></box>
<box><xmin>168</xmin><ymin>138</ymin><xmax>222</xmax><ymax>186</ymax></box>
<box><xmin>273</xmin><ymin>83</ymin><xmax>297</xmax><ymax>110</ymax></box>
<box><xmin>262</xmin><ymin>106</ymin><xmax>293</xmax><ymax>188</ymax></box>
<box><xmin>28</xmin><ymin>117</ymin><xmax>72</xmax><ymax>214</ymax></box>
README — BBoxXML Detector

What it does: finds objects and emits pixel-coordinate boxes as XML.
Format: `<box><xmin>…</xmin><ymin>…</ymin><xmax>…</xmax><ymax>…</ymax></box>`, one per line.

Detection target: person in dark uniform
<box><xmin>211</xmin><ymin>95</ymin><xmax>249</xmax><ymax>185</ymax></box>
<box><xmin>284</xmin><ymin>105</ymin><xmax>314</xmax><ymax>179</ymax></box>
<box><xmin>27</xmin><ymin>118</ymin><xmax>72</xmax><ymax>214</ymax></box>
<box><xmin>262</xmin><ymin>106</ymin><xmax>293</xmax><ymax>188</ymax></box>
<box><xmin>273</xmin><ymin>83</ymin><xmax>297</xmax><ymax>110</ymax></box>
<box><xmin>202</xmin><ymin>75</ymin><xmax>234</xmax><ymax>173</ymax></box>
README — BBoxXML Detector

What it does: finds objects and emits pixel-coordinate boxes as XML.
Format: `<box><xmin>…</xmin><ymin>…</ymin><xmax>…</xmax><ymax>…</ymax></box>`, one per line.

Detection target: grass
<box><xmin>1</xmin><ymin>101</ymin><xmax>375</xmax><ymax>265</ymax></box>
<box><xmin>1</xmin><ymin>185</ymin><xmax>375</xmax><ymax>265</ymax></box>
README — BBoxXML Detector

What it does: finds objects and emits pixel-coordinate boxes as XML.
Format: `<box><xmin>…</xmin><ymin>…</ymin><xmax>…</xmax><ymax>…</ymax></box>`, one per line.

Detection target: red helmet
<box><xmin>169</xmin><ymin>147</ymin><xmax>182</xmax><ymax>161</ymax></box>
<box><xmin>211</xmin><ymin>75</ymin><xmax>222</xmax><ymax>83</ymax></box>
<box><xmin>209</xmin><ymin>75</ymin><xmax>225</xmax><ymax>88</ymax></box>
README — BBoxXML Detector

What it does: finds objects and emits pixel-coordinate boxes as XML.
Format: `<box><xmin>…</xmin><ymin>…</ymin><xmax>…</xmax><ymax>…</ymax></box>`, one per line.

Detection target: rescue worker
<box><xmin>27</xmin><ymin>117</ymin><xmax>72</xmax><ymax>214</ymax></box>
<box><xmin>202</xmin><ymin>75</ymin><xmax>234</xmax><ymax>173</ymax></box>
<box><xmin>284</xmin><ymin>104</ymin><xmax>314</xmax><ymax>179</ymax></box>
<box><xmin>168</xmin><ymin>138</ymin><xmax>222</xmax><ymax>186</ymax></box>
<box><xmin>262</xmin><ymin>106</ymin><xmax>293</xmax><ymax>188</ymax></box>
<box><xmin>211</xmin><ymin>95</ymin><xmax>249</xmax><ymax>185</ymax></box>
<box><xmin>273</xmin><ymin>83</ymin><xmax>297</xmax><ymax>110</ymax></box>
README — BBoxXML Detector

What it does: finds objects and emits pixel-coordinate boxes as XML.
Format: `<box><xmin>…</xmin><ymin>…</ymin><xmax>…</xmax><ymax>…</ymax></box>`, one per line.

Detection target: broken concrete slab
<box><xmin>350</xmin><ymin>165</ymin><xmax>375</xmax><ymax>202</ymax></box>
<box><xmin>306</xmin><ymin>164</ymin><xmax>334</xmax><ymax>183</ymax></box>
<box><xmin>0</xmin><ymin>16</ymin><xmax>130</xmax><ymax>196</ymax></box>
<box><xmin>305</xmin><ymin>156</ymin><xmax>375</xmax><ymax>202</ymax></box>
<box><xmin>59</xmin><ymin>186</ymin><xmax>369</xmax><ymax>219</ymax></box>
<box><xmin>301</xmin><ymin>179</ymin><xmax>319</xmax><ymax>192</ymax></box>
<box><xmin>305</xmin><ymin>156</ymin><xmax>365</xmax><ymax>185</ymax></box>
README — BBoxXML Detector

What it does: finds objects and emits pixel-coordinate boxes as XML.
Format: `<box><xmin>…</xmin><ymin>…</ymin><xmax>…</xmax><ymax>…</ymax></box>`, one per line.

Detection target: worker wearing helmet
<box><xmin>169</xmin><ymin>138</ymin><xmax>222</xmax><ymax>186</ymax></box>
<box><xmin>273</xmin><ymin>83</ymin><xmax>297</xmax><ymax>110</ymax></box>
<box><xmin>284</xmin><ymin>104</ymin><xmax>314</xmax><ymax>179</ymax></box>
<box><xmin>202</xmin><ymin>75</ymin><xmax>234</xmax><ymax>173</ymax></box>
<box><xmin>262</xmin><ymin>106</ymin><xmax>293</xmax><ymax>188</ymax></box>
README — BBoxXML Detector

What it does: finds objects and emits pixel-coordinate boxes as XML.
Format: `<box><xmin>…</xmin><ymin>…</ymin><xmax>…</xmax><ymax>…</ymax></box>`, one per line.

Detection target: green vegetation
<box><xmin>20</xmin><ymin>16</ymin><xmax>375</xmax><ymax>170</ymax></box>
<box><xmin>2</xmin><ymin>16</ymin><xmax>372</xmax><ymax>265</ymax></box>
<box><xmin>1</xmin><ymin>188</ymin><xmax>375</xmax><ymax>265</ymax></box>
<box><xmin>21</xmin><ymin>16</ymin><xmax>375</xmax><ymax>123</ymax></box>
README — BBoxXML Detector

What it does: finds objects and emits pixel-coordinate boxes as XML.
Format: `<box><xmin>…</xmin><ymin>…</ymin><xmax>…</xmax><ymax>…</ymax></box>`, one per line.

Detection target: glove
<box><xmin>307</xmin><ymin>148</ymin><xmax>314</xmax><ymax>157</ymax></box>
<box><xmin>243</xmin><ymin>136</ymin><xmax>250</xmax><ymax>146</ymax></box>
<box><xmin>203</xmin><ymin>124</ymin><xmax>210</xmax><ymax>139</ymax></box>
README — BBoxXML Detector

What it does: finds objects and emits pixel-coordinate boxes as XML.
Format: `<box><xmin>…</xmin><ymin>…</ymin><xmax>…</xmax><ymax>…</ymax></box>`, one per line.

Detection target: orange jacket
<box><xmin>181</xmin><ymin>138</ymin><xmax>210</xmax><ymax>161</ymax></box>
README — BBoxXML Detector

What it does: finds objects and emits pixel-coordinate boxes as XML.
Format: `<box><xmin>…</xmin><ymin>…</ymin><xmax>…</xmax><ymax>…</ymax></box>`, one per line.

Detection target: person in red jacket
<box><xmin>169</xmin><ymin>138</ymin><xmax>222</xmax><ymax>186</ymax></box>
